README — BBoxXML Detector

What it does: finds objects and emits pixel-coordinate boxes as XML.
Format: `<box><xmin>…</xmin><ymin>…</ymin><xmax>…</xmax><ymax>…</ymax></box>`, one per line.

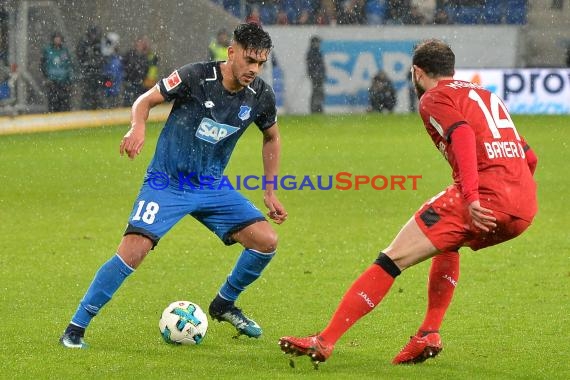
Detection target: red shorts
<box><xmin>414</xmin><ymin>185</ymin><xmax>531</xmax><ymax>252</ymax></box>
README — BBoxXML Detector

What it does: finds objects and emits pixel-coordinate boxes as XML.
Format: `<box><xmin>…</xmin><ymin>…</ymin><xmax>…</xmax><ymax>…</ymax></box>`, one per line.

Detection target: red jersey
<box><xmin>419</xmin><ymin>79</ymin><xmax>537</xmax><ymax>222</ymax></box>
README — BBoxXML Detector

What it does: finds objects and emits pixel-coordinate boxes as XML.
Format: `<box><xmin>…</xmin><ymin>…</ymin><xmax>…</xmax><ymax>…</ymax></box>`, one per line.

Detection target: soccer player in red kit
<box><xmin>278</xmin><ymin>39</ymin><xmax>538</xmax><ymax>366</ymax></box>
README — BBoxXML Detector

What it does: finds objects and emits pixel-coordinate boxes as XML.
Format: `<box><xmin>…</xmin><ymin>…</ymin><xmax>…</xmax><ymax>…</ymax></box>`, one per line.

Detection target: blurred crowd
<box><xmin>0</xmin><ymin>1</ymin><xmax>535</xmax><ymax>115</ymax></box>
<box><xmin>39</xmin><ymin>25</ymin><xmax>159</xmax><ymax>113</ymax></box>
<box><xmin>212</xmin><ymin>0</ymin><xmax>528</xmax><ymax>26</ymax></box>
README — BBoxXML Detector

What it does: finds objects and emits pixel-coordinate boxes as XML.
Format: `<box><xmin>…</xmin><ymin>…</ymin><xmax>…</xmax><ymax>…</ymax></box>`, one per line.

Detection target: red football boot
<box><xmin>392</xmin><ymin>332</ymin><xmax>442</xmax><ymax>364</ymax></box>
<box><xmin>278</xmin><ymin>335</ymin><xmax>334</xmax><ymax>364</ymax></box>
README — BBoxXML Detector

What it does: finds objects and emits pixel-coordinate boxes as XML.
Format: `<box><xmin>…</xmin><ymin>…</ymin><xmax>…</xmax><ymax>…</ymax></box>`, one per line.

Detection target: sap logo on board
<box><xmin>321</xmin><ymin>40</ymin><xmax>417</xmax><ymax>106</ymax></box>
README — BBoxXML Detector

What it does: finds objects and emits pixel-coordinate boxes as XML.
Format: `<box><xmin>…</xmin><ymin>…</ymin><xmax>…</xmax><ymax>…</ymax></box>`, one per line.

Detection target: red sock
<box><xmin>320</xmin><ymin>264</ymin><xmax>396</xmax><ymax>345</ymax></box>
<box><xmin>418</xmin><ymin>251</ymin><xmax>460</xmax><ymax>335</ymax></box>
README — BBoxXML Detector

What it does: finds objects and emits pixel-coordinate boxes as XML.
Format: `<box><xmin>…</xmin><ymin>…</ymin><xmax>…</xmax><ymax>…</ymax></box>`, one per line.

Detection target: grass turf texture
<box><xmin>1</xmin><ymin>113</ymin><xmax>568</xmax><ymax>379</ymax></box>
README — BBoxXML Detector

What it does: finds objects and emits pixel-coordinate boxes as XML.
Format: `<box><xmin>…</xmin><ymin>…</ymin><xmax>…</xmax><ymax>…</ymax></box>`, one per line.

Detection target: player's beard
<box><xmin>231</xmin><ymin>65</ymin><xmax>254</xmax><ymax>88</ymax></box>
<box><xmin>413</xmin><ymin>71</ymin><xmax>425</xmax><ymax>100</ymax></box>
<box><xmin>415</xmin><ymin>83</ymin><xmax>425</xmax><ymax>100</ymax></box>
<box><xmin>239</xmin><ymin>71</ymin><xmax>255</xmax><ymax>86</ymax></box>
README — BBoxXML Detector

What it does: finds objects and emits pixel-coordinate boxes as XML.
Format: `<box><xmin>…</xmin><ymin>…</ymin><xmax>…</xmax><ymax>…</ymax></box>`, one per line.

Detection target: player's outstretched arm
<box><xmin>262</xmin><ymin>124</ymin><xmax>287</xmax><ymax>224</ymax></box>
<box><xmin>120</xmin><ymin>86</ymin><xmax>165</xmax><ymax>160</ymax></box>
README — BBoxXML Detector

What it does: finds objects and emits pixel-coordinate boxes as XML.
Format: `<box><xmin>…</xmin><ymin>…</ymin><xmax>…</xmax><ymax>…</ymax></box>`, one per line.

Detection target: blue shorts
<box><xmin>124</xmin><ymin>182</ymin><xmax>266</xmax><ymax>247</ymax></box>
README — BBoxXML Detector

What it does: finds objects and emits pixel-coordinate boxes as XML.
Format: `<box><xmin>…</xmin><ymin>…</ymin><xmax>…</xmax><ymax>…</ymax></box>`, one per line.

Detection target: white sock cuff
<box><xmin>249</xmin><ymin>248</ymin><xmax>276</xmax><ymax>256</ymax></box>
<box><xmin>115</xmin><ymin>253</ymin><xmax>135</xmax><ymax>272</ymax></box>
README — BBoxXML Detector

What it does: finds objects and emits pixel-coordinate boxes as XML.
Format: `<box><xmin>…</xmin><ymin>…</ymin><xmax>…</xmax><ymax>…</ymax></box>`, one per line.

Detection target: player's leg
<box><xmin>196</xmin><ymin>191</ymin><xmax>275</xmax><ymax>338</ymax></box>
<box><xmin>393</xmin><ymin>211</ymin><xmax>533</xmax><ymax>364</ymax></box>
<box><xmin>209</xmin><ymin>221</ymin><xmax>277</xmax><ymax>338</ymax></box>
<box><xmin>392</xmin><ymin>251</ymin><xmax>459</xmax><ymax>364</ymax></box>
<box><xmin>216</xmin><ymin>220</ymin><xmax>277</xmax><ymax>302</ymax></box>
<box><xmin>60</xmin><ymin>183</ymin><xmax>187</xmax><ymax>348</ymax></box>
<box><xmin>279</xmin><ymin>216</ymin><xmax>439</xmax><ymax>363</ymax></box>
<box><xmin>418</xmin><ymin>251</ymin><xmax>460</xmax><ymax>335</ymax></box>
<box><xmin>392</xmin><ymin>185</ymin><xmax>467</xmax><ymax>364</ymax></box>
<box><xmin>59</xmin><ymin>235</ymin><xmax>152</xmax><ymax>348</ymax></box>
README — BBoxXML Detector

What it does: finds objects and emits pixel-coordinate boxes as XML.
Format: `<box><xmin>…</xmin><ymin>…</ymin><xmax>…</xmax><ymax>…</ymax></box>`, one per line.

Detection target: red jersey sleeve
<box><xmin>450</xmin><ymin>125</ymin><xmax>479</xmax><ymax>203</ymax></box>
<box><xmin>419</xmin><ymin>89</ymin><xmax>478</xmax><ymax>201</ymax></box>
<box><xmin>520</xmin><ymin>138</ymin><xmax>538</xmax><ymax>175</ymax></box>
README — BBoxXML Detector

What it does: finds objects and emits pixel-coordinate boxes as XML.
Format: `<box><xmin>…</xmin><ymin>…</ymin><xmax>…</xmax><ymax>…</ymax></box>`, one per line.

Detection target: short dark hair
<box><xmin>233</xmin><ymin>23</ymin><xmax>273</xmax><ymax>54</ymax></box>
<box><xmin>412</xmin><ymin>39</ymin><xmax>455</xmax><ymax>77</ymax></box>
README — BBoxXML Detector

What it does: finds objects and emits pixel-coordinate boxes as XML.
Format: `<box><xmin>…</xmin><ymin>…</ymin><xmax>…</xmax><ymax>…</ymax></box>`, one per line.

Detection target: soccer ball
<box><xmin>159</xmin><ymin>301</ymin><xmax>208</xmax><ymax>345</ymax></box>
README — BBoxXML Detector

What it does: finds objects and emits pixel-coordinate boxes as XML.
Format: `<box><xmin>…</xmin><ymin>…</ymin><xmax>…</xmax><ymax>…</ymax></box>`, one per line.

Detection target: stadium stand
<box><xmin>210</xmin><ymin>0</ymin><xmax>528</xmax><ymax>25</ymax></box>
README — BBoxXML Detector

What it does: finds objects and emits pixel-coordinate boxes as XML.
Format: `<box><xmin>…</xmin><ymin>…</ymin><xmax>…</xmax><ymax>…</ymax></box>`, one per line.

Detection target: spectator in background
<box><xmin>316</xmin><ymin>0</ymin><xmax>337</xmax><ymax>25</ymax></box>
<box><xmin>101</xmin><ymin>32</ymin><xmax>123</xmax><ymax>109</ymax></box>
<box><xmin>281</xmin><ymin>0</ymin><xmax>317</xmax><ymax>24</ymax></box>
<box><xmin>366</xmin><ymin>0</ymin><xmax>387</xmax><ymax>25</ymax></box>
<box><xmin>337</xmin><ymin>0</ymin><xmax>367</xmax><ymax>24</ymax></box>
<box><xmin>76</xmin><ymin>25</ymin><xmax>104</xmax><ymax>110</ymax></box>
<box><xmin>433</xmin><ymin>7</ymin><xmax>451</xmax><ymax>24</ymax></box>
<box><xmin>406</xmin><ymin>5</ymin><xmax>427</xmax><ymax>24</ymax></box>
<box><xmin>0</xmin><ymin>24</ymin><xmax>11</xmax><ymax>102</ymax></box>
<box><xmin>142</xmin><ymin>37</ymin><xmax>159</xmax><ymax>91</ymax></box>
<box><xmin>306</xmin><ymin>35</ymin><xmax>326</xmax><ymax>113</ymax></box>
<box><xmin>368</xmin><ymin>70</ymin><xmax>397</xmax><ymax>113</ymax></box>
<box><xmin>255</xmin><ymin>1</ymin><xmax>279</xmax><ymax>24</ymax></box>
<box><xmin>0</xmin><ymin>59</ymin><xmax>8</xmax><ymax>103</ymax></box>
<box><xmin>246</xmin><ymin>4</ymin><xmax>262</xmax><ymax>24</ymax></box>
<box><xmin>275</xmin><ymin>9</ymin><xmax>290</xmax><ymax>24</ymax></box>
<box><xmin>0</xmin><ymin>20</ymin><xmax>7</xmax><ymax>67</ymax></box>
<box><xmin>411</xmin><ymin>0</ymin><xmax>435</xmax><ymax>23</ymax></box>
<box><xmin>208</xmin><ymin>28</ymin><xmax>230</xmax><ymax>61</ymax></box>
<box><xmin>41</xmin><ymin>31</ymin><xmax>73</xmax><ymax>112</ymax></box>
<box><xmin>122</xmin><ymin>36</ymin><xmax>149</xmax><ymax>107</ymax></box>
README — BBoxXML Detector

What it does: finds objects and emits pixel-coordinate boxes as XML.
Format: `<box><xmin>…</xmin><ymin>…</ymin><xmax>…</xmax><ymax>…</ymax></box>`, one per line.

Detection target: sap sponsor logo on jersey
<box><xmin>321</xmin><ymin>40</ymin><xmax>417</xmax><ymax>107</ymax></box>
<box><xmin>455</xmin><ymin>68</ymin><xmax>570</xmax><ymax>114</ymax></box>
<box><xmin>196</xmin><ymin>118</ymin><xmax>239</xmax><ymax>144</ymax></box>
<box><xmin>164</xmin><ymin>70</ymin><xmax>182</xmax><ymax>91</ymax></box>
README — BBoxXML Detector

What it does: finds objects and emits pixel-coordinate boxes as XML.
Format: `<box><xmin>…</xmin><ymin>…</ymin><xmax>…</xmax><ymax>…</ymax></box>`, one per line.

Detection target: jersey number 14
<box><xmin>468</xmin><ymin>90</ymin><xmax>521</xmax><ymax>141</ymax></box>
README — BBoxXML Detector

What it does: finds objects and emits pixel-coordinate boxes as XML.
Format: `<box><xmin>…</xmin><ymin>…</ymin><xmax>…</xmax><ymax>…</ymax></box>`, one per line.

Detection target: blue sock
<box><xmin>219</xmin><ymin>249</ymin><xmax>275</xmax><ymax>302</ymax></box>
<box><xmin>70</xmin><ymin>254</ymin><xmax>134</xmax><ymax>329</ymax></box>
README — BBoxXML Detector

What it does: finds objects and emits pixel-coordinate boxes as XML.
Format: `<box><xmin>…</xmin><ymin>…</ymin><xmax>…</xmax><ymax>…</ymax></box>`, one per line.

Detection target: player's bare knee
<box><xmin>257</xmin><ymin>229</ymin><xmax>278</xmax><ymax>253</ymax></box>
<box><xmin>118</xmin><ymin>234</ymin><xmax>153</xmax><ymax>268</ymax></box>
<box><xmin>245</xmin><ymin>228</ymin><xmax>277</xmax><ymax>253</ymax></box>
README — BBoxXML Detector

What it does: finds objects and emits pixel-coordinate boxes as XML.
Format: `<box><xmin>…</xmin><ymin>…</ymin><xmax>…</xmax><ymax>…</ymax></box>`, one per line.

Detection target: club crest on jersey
<box><xmin>163</xmin><ymin>70</ymin><xmax>181</xmax><ymax>91</ymax></box>
<box><xmin>238</xmin><ymin>105</ymin><xmax>251</xmax><ymax>121</ymax></box>
<box><xmin>196</xmin><ymin>117</ymin><xmax>239</xmax><ymax>144</ymax></box>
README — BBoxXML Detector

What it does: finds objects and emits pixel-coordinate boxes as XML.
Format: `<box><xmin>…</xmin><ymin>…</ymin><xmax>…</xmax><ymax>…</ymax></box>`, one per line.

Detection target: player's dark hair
<box><xmin>233</xmin><ymin>23</ymin><xmax>273</xmax><ymax>54</ymax></box>
<box><xmin>412</xmin><ymin>39</ymin><xmax>455</xmax><ymax>77</ymax></box>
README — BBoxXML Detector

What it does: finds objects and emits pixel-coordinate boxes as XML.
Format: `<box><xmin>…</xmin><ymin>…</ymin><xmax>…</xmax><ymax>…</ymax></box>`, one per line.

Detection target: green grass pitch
<box><xmin>1</xmin><ymin>113</ymin><xmax>568</xmax><ymax>379</ymax></box>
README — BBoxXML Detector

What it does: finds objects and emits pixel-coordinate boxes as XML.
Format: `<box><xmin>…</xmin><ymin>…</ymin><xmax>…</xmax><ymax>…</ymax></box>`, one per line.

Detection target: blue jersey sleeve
<box><xmin>255</xmin><ymin>84</ymin><xmax>277</xmax><ymax>131</ymax></box>
<box><xmin>158</xmin><ymin>63</ymin><xmax>198</xmax><ymax>102</ymax></box>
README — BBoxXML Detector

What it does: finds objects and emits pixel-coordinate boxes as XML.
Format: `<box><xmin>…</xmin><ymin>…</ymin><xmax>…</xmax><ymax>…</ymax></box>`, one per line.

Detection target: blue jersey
<box><xmin>148</xmin><ymin>61</ymin><xmax>277</xmax><ymax>187</ymax></box>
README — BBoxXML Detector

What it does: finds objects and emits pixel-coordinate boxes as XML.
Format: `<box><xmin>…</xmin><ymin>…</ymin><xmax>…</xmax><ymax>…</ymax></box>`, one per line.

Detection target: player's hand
<box><xmin>120</xmin><ymin>126</ymin><xmax>145</xmax><ymax>160</ymax></box>
<box><xmin>468</xmin><ymin>200</ymin><xmax>496</xmax><ymax>232</ymax></box>
<box><xmin>264</xmin><ymin>192</ymin><xmax>287</xmax><ymax>224</ymax></box>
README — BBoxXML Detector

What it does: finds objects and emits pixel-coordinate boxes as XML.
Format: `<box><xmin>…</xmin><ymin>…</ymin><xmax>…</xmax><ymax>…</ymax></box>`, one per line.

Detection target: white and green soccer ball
<box><xmin>159</xmin><ymin>301</ymin><xmax>208</xmax><ymax>345</ymax></box>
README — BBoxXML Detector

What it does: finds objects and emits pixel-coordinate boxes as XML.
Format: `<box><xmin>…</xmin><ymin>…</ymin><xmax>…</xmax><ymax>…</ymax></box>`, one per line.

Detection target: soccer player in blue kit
<box><xmin>60</xmin><ymin>23</ymin><xmax>287</xmax><ymax>348</ymax></box>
